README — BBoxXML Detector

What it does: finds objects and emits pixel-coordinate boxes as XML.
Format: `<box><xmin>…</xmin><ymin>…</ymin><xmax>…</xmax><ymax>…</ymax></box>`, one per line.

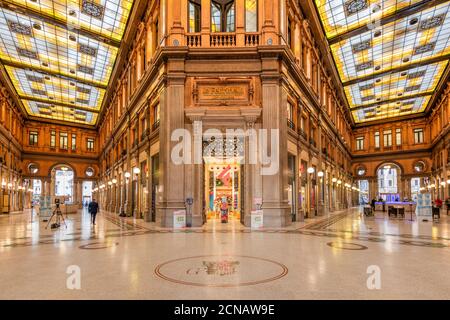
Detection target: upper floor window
<box><xmin>356</xmin><ymin>137</ymin><xmax>364</xmax><ymax>151</ymax></box>
<box><xmin>395</xmin><ymin>128</ymin><xmax>401</xmax><ymax>146</ymax></box>
<box><xmin>50</xmin><ymin>130</ymin><xmax>56</xmax><ymax>148</ymax></box>
<box><xmin>414</xmin><ymin>128</ymin><xmax>424</xmax><ymax>144</ymax></box>
<box><xmin>211</xmin><ymin>0</ymin><xmax>235</xmax><ymax>32</ymax></box>
<box><xmin>188</xmin><ymin>0</ymin><xmax>201</xmax><ymax>33</ymax></box>
<box><xmin>71</xmin><ymin>134</ymin><xmax>76</xmax><ymax>151</ymax></box>
<box><xmin>29</xmin><ymin>131</ymin><xmax>38</xmax><ymax>146</ymax></box>
<box><xmin>374</xmin><ymin>131</ymin><xmax>380</xmax><ymax>148</ymax></box>
<box><xmin>87</xmin><ymin>138</ymin><xmax>94</xmax><ymax>151</ymax></box>
<box><xmin>287</xmin><ymin>102</ymin><xmax>294</xmax><ymax>129</ymax></box>
<box><xmin>383</xmin><ymin>130</ymin><xmax>392</xmax><ymax>147</ymax></box>
<box><xmin>153</xmin><ymin>104</ymin><xmax>160</xmax><ymax>129</ymax></box>
<box><xmin>245</xmin><ymin>0</ymin><xmax>258</xmax><ymax>32</ymax></box>
<box><xmin>287</xmin><ymin>18</ymin><xmax>293</xmax><ymax>49</ymax></box>
<box><xmin>60</xmin><ymin>132</ymin><xmax>68</xmax><ymax>149</ymax></box>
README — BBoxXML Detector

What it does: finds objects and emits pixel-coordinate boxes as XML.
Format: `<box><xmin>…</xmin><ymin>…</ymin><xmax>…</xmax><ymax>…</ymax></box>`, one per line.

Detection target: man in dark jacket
<box><xmin>371</xmin><ymin>198</ymin><xmax>376</xmax><ymax>211</ymax></box>
<box><xmin>88</xmin><ymin>199</ymin><xmax>99</xmax><ymax>225</ymax></box>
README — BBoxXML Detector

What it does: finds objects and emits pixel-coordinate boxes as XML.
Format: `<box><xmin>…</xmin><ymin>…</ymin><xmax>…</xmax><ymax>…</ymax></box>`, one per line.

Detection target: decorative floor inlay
<box><xmin>155</xmin><ymin>255</ymin><xmax>288</xmax><ymax>287</ymax></box>
<box><xmin>78</xmin><ymin>242</ymin><xmax>119</xmax><ymax>250</ymax></box>
<box><xmin>327</xmin><ymin>242</ymin><xmax>368</xmax><ymax>250</ymax></box>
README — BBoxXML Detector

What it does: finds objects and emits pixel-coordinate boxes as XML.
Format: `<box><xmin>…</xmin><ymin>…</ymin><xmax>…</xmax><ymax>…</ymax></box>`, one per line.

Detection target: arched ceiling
<box><xmin>0</xmin><ymin>0</ymin><xmax>135</xmax><ymax>126</ymax></box>
<box><xmin>314</xmin><ymin>0</ymin><xmax>450</xmax><ymax>124</ymax></box>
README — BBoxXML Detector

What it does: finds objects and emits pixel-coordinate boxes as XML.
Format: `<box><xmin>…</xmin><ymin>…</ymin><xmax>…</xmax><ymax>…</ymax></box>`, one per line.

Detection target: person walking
<box><xmin>88</xmin><ymin>198</ymin><xmax>99</xmax><ymax>225</ymax></box>
<box><xmin>371</xmin><ymin>198</ymin><xmax>376</xmax><ymax>212</ymax></box>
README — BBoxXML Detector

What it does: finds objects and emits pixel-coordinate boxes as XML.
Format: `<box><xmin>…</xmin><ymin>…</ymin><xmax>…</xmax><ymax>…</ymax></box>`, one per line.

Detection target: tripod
<box><xmin>45</xmin><ymin>204</ymin><xmax>67</xmax><ymax>229</ymax></box>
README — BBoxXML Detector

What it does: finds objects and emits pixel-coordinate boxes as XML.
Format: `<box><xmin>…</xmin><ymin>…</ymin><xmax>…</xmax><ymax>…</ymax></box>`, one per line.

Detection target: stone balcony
<box><xmin>186</xmin><ymin>32</ymin><xmax>260</xmax><ymax>48</ymax></box>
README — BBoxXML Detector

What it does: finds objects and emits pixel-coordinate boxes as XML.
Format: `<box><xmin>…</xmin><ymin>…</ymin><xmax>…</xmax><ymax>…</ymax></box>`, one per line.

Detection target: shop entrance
<box><xmin>204</xmin><ymin>160</ymin><xmax>241</xmax><ymax>222</ymax></box>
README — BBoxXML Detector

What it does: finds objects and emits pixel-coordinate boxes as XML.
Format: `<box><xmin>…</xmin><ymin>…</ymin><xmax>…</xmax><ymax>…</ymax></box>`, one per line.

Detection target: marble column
<box><xmin>260</xmin><ymin>77</ymin><xmax>290</xmax><ymax>227</ymax></box>
<box><xmin>157</xmin><ymin>77</ymin><xmax>186</xmax><ymax>227</ymax></box>
<box><xmin>0</xmin><ymin>168</ymin><xmax>3</xmax><ymax>213</ymax></box>
<box><xmin>112</xmin><ymin>180</ymin><xmax>117</xmax><ymax>213</ymax></box>
<box><xmin>145</xmin><ymin>155</ymin><xmax>152</xmax><ymax>222</ymax></box>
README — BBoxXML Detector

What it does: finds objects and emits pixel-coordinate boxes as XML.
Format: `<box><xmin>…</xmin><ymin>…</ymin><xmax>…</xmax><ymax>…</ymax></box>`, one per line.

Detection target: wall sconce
<box><xmin>430</xmin><ymin>184</ymin><xmax>436</xmax><ymax>188</ymax></box>
<box><xmin>317</xmin><ymin>171</ymin><xmax>324</xmax><ymax>177</ymax></box>
<box><xmin>440</xmin><ymin>181</ymin><xmax>446</xmax><ymax>187</ymax></box>
<box><xmin>124</xmin><ymin>172</ymin><xmax>131</xmax><ymax>178</ymax></box>
<box><xmin>447</xmin><ymin>179</ymin><xmax>450</xmax><ymax>184</ymax></box>
<box><xmin>337</xmin><ymin>180</ymin><xmax>342</xmax><ymax>185</ymax></box>
<box><xmin>133</xmin><ymin>167</ymin><xmax>141</xmax><ymax>175</ymax></box>
<box><xmin>112</xmin><ymin>179</ymin><xmax>117</xmax><ymax>184</ymax></box>
<box><xmin>332</xmin><ymin>178</ymin><xmax>337</xmax><ymax>183</ymax></box>
<box><xmin>108</xmin><ymin>181</ymin><xmax>112</xmax><ymax>186</ymax></box>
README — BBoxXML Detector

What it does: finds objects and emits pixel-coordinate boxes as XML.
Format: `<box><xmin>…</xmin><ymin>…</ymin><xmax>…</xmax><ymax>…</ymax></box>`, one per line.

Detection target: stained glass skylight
<box><xmin>5</xmin><ymin>0</ymin><xmax>133</xmax><ymax>42</ymax></box>
<box><xmin>344</xmin><ymin>61</ymin><xmax>447</xmax><ymax>107</ymax></box>
<box><xmin>23</xmin><ymin>99</ymin><xmax>98</xmax><ymax>125</ymax></box>
<box><xmin>0</xmin><ymin>0</ymin><xmax>134</xmax><ymax>125</ymax></box>
<box><xmin>352</xmin><ymin>95</ymin><xmax>430</xmax><ymax>122</ymax></box>
<box><xmin>314</xmin><ymin>0</ymin><xmax>450</xmax><ymax>123</ymax></box>
<box><xmin>316</xmin><ymin>0</ymin><xmax>424</xmax><ymax>39</ymax></box>
<box><xmin>5</xmin><ymin>66</ymin><xmax>105</xmax><ymax>110</ymax></box>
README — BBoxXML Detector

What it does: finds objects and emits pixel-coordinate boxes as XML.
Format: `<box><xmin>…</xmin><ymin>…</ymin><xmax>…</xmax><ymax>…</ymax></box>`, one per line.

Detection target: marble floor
<box><xmin>1</xmin><ymin>207</ymin><xmax>450</xmax><ymax>300</ymax></box>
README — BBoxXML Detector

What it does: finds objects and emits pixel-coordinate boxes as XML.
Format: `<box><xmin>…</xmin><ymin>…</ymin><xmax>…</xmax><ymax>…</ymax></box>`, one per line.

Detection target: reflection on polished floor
<box><xmin>1</xmin><ymin>208</ymin><xmax>450</xmax><ymax>299</ymax></box>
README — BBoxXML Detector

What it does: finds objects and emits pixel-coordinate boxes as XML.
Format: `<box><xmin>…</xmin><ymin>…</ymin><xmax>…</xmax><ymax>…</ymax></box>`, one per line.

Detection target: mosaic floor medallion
<box><xmin>155</xmin><ymin>255</ymin><xmax>288</xmax><ymax>287</ymax></box>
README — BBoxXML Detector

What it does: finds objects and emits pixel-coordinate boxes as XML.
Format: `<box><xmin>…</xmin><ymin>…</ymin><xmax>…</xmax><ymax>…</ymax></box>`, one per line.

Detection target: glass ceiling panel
<box><xmin>331</xmin><ymin>1</ymin><xmax>450</xmax><ymax>82</ymax></box>
<box><xmin>0</xmin><ymin>0</ymin><xmax>134</xmax><ymax>126</ymax></box>
<box><xmin>345</xmin><ymin>60</ymin><xmax>448</xmax><ymax>107</ymax></box>
<box><xmin>0</xmin><ymin>7</ymin><xmax>118</xmax><ymax>87</ymax></box>
<box><xmin>315</xmin><ymin>0</ymin><xmax>423</xmax><ymax>39</ymax></box>
<box><xmin>352</xmin><ymin>95</ymin><xmax>430</xmax><ymax>122</ymax></box>
<box><xmin>314</xmin><ymin>0</ymin><xmax>450</xmax><ymax>123</ymax></box>
<box><xmin>6</xmin><ymin>0</ymin><xmax>134</xmax><ymax>42</ymax></box>
<box><xmin>23</xmin><ymin>99</ymin><xmax>98</xmax><ymax>125</ymax></box>
<box><xmin>5</xmin><ymin>65</ymin><xmax>104</xmax><ymax>110</ymax></box>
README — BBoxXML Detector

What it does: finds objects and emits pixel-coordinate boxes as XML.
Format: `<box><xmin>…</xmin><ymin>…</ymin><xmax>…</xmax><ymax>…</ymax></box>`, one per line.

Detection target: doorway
<box><xmin>54</xmin><ymin>165</ymin><xmax>74</xmax><ymax>202</ymax></box>
<box><xmin>204</xmin><ymin>161</ymin><xmax>241</xmax><ymax>222</ymax></box>
<box><xmin>82</xmin><ymin>181</ymin><xmax>93</xmax><ymax>207</ymax></box>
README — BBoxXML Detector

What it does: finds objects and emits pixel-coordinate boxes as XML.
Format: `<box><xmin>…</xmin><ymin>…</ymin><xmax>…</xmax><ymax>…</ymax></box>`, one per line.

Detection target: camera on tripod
<box><xmin>45</xmin><ymin>197</ymin><xmax>67</xmax><ymax>230</ymax></box>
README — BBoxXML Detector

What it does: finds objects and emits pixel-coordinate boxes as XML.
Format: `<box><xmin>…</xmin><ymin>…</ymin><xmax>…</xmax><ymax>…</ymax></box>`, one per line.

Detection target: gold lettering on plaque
<box><xmin>199</xmin><ymin>85</ymin><xmax>246</xmax><ymax>101</ymax></box>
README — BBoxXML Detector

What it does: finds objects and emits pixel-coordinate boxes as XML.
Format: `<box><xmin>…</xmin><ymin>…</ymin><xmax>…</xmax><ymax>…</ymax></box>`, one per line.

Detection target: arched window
<box><xmin>245</xmin><ymin>0</ymin><xmax>258</xmax><ymax>32</ymax></box>
<box><xmin>188</xmin><ymin>0</ymin><xmax>201</xmax><ymax>33</ymax></box>
<box><xmin>54</xmin><ymin>165</ymin><xmax>74</xmax><ymax>202</ymax></box>
<box><xmin>211</xmin><ymin>0</ymin><xmax>235</xmax><ymax>32</ymax></box>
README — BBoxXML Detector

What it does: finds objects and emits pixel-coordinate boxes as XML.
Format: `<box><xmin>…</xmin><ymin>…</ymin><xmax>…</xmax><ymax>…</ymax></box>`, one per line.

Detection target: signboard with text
<box><xmin>251</xmin><ymin>210</ymin><xmax>263</xmax><ymax>229</ymax></box>
<box><xmin>173</xmin><ymin>210</ymin><xmax>186</xmax><ymax>229</ymax></box>
<box><xmin>415</xmin><ymin>193</ymin><xmax>432</xmax><ymax>216</ymax></box>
